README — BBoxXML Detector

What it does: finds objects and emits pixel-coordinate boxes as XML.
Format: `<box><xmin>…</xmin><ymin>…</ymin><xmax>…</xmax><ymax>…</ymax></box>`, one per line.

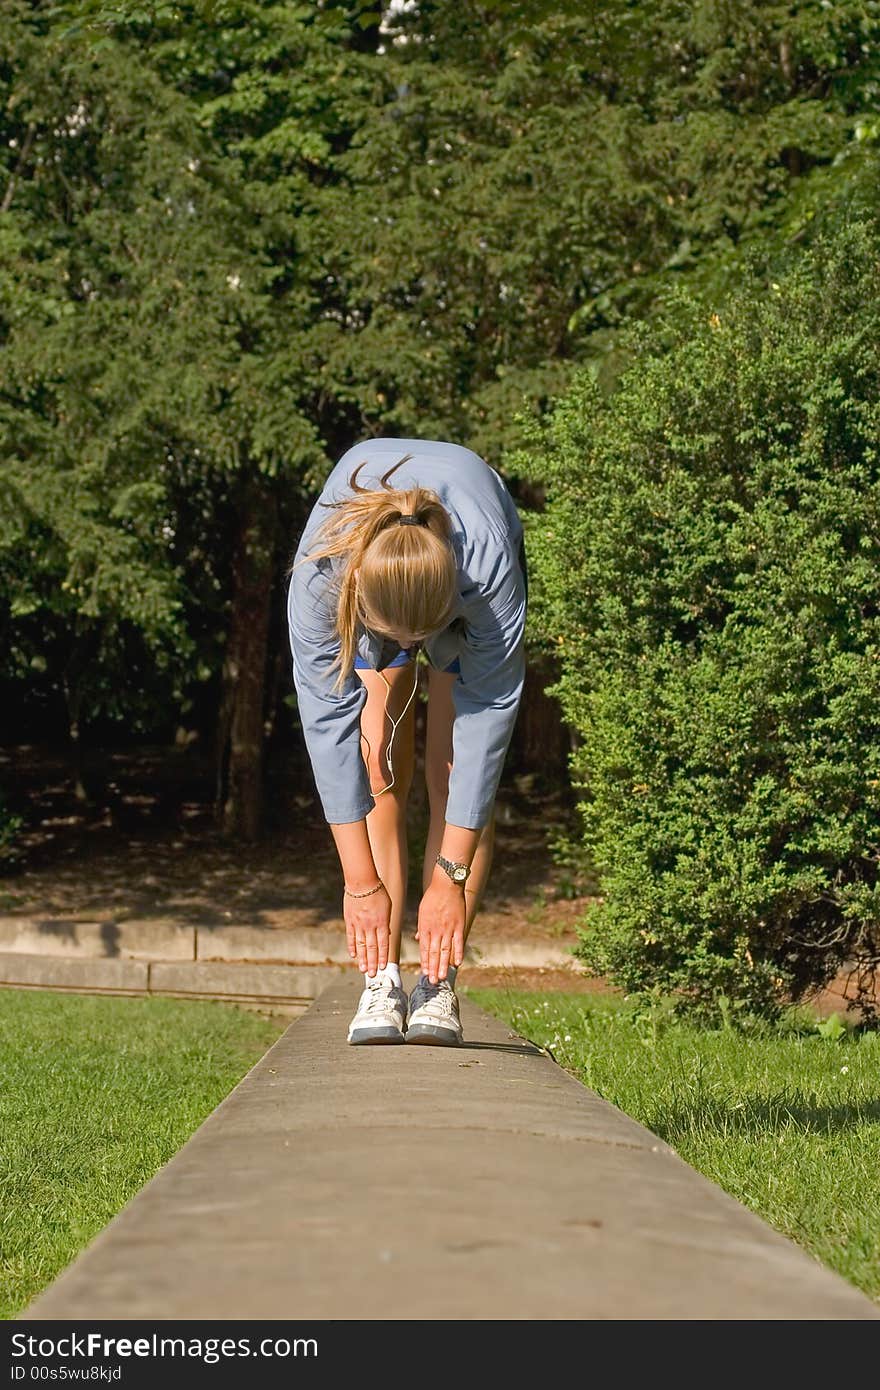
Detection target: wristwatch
<box><xmin>436</xmin><ymin>853</ymin><xmax>471</xmax><ymax>885</ymax></box>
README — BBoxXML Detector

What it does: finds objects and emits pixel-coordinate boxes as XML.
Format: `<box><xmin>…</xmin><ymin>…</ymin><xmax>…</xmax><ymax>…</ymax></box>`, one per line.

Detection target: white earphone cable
<box><xmin>362</xmin><ymin>657</ymin><xmax>420</xmax><ymax>797</ymax></box>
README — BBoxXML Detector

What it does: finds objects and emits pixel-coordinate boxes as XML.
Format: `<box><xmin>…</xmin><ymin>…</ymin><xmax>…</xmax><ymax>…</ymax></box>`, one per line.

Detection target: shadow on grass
<box><xmin>458</xmin><ymin>1039</ymin><xmax>546</xmax><ymax>1057</ymax></box>
<box><xmin>650</xmin><ymin>1092</ymin><xmax>880</xmax><ymax>1144</ymax></box>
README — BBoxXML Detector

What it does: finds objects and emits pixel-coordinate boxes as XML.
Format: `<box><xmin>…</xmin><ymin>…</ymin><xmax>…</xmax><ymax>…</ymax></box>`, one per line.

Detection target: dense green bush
<box><xmin>525</xmin><ymin>220</ymin><xmax>880</xmax><ymax>1022</ymax></box>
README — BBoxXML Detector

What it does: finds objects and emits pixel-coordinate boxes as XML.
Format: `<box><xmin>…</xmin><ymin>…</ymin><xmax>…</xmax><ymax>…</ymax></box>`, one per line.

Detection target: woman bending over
<box><xmin>287</xmin><ymin>437</ymin><xmax>528</xmax><ymax>1046</ymax></box>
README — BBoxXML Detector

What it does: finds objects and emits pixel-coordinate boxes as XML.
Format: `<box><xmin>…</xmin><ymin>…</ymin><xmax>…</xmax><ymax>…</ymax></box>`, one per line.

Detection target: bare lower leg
<box><xmin>364</xmin><ymin>791</ymin><xmax>408</xmax><ymax>963</ymax></box>
<box><xmin>356</xmin><ymin>665</ymin><xmax>416</xmax><ymax>966</ymax></box>
<box><xmin>423</xmin><ymin>665</ymin><xmax>496</xmax><ymax>956</ymax></box>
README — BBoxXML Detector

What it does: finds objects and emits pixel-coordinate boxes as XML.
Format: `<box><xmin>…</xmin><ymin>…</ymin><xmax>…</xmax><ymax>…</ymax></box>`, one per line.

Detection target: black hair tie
<box><xmin>398</xmin><ymin>514</ymin><xmax>425</xmax><ymax>526</ymax></box>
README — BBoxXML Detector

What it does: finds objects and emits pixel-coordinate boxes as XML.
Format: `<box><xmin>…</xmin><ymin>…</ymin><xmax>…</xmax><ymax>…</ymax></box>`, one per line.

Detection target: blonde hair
<box><xmin>296</xmin><ymin>454</ymin><xmax>458</xmax><ymax>691</ymax></box>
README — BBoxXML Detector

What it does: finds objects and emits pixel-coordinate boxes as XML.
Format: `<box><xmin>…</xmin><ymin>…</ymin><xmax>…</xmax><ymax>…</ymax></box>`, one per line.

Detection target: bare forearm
<box><xmin>329</xmin><ymin>819</ymin><xmax>380</xmax><ymax>890</ymax></box>
<box><xmin>430</xmin><ymin>823</ymin><xmax>481</xmax><ymax>886</ymax></box>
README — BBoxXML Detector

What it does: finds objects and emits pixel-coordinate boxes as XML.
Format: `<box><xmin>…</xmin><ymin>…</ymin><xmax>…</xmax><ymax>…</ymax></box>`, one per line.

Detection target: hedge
<box><xmin>524</xmin><ymin>219</ymin><xmax>880</xmax><ymax>1022</ymax></box>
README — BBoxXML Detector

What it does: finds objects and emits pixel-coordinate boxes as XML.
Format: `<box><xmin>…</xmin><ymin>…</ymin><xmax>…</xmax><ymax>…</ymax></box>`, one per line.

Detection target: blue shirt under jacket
<box><xmin>286</xmin><ymin>437</ymin><xmax>527</xmax><ymax>830</ymax></box>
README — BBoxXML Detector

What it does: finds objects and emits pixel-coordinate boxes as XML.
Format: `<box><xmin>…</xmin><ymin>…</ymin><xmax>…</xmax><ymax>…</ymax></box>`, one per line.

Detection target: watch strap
<box><xmin>436</xmin><ymin>852</ymin><xmax>470</xmax><ymax>884</ymax></box>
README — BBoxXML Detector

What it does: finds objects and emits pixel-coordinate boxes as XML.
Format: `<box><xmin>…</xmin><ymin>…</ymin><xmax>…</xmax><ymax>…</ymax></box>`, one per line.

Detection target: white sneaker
<box><xmin>347</xmin><ymin>975</ymin><xmax>408</xmax><ymax>1045</ymax></box>
<box><xmin>406</xmin><ymin>975</ymin><xmax>463</xmax><ymax>1046</ymax></box>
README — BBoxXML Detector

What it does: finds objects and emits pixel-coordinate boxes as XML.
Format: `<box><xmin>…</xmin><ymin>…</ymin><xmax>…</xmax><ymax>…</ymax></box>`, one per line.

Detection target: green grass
<box><xmin>0</xmin><ymin>989</ymin><xmax>287</xmax><ymax>1319</ymax></box>
<box><xmin>465</xmin><ymin>987</ymin><xmax>880</xmax><ymax>1303</ymax></box>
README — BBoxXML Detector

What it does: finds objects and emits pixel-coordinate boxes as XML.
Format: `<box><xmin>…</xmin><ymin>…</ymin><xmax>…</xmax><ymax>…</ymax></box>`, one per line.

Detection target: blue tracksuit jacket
<box><xmin>286</xmin><ymin>437</ymin><xmax>527</xmax><ymax>829</ymax></box>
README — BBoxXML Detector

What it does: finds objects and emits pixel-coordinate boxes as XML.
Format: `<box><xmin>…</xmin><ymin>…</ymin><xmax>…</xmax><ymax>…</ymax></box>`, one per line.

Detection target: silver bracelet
<box><xmin>343</xmin><ymin>881</ymin><xmax>384</xmax><ymax>899</ymax></box>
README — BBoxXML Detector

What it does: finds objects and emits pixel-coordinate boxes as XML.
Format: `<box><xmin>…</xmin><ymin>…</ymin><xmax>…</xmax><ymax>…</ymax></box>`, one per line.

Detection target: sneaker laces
<box><xmin>360</xmin><ymin>977</ymin><xmax>396</xmax><ymax>1015</ymax></box>
<box><xmin>413</xmin><ymin>978</ymin><xmax>457</xmax><ymax>1017</ymax></box>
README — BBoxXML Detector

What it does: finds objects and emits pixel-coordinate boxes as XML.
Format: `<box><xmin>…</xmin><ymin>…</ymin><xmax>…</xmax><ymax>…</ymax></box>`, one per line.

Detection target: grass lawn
<box><xmin>466</xmin><ymin>987</ymin><xmax>880</xmax><ymax>1304</ymax></box>
<box><xmin>0</xmin><ymin>989</ymin><xmax>287</xmax><ymax>1319</ymax></box>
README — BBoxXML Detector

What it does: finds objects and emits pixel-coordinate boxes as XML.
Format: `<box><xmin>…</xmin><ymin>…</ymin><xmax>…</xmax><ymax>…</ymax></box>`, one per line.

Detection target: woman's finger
<box><xmin>356</xmin><ymin>928</ymin><xmax>368</xmax><ymax>973</ymax></box>
<box><xmin>452</xmin><ymin>926</ymin><xmax>465</xmax><ymax>969</ymax></box>
<box><xmin>365</xmin><ymin>927</ymin><xmax>379</xmax><ymax>978</ymax></box>
<box><xmin>438</xmin><ymin>939</ymin><xmax>452</xmax><ymax>982</ymax></box>
<box><xmin>427</xmin><ymin>929</ymin><xmax>443</xmax><ymax>985</ymax></box>
<box><xmin>418</xmin><ymin>920</ymin><xmax>431</xmax><ymax>977</ymax></box>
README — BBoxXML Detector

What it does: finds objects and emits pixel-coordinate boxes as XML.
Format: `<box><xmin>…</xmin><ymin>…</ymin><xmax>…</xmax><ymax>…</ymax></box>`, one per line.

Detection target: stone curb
<box><xmin>0</xmin><ymin>915</ymin><xmax>575</xmax><ymax>969</ymax></box>
<box><xmin>0</xmin><ymin>917</ymin><xmax>195</xmax><ymax>961</ymax></box>
<box><xmin>0</xmin><ymin>952</ymin><xmax>343</xmax><ymax>1008</ymax></box>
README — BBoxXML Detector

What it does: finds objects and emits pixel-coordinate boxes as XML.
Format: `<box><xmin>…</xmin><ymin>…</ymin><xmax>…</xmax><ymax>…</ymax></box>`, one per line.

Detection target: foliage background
<box><xmin>2</xmin><ymin>0</ymin><xmax>880</xmax><ymax>1008</ymax></box>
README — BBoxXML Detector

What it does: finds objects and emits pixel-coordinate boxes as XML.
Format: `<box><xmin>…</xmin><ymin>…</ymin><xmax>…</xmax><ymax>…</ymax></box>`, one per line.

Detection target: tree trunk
<box><xmin>62</xmin><ymin>672</ymin><xmax>88</xmax><ymax>804</ymax></box>
<box><xmin>510</xmin><ymin>654</ymin><xmax>570</xmax><ymax>775</ymax></box>
<box><xmin>218</xmin><ymin>472</ymin><xmax>278</xmax><ymax>841</ymax></box>
<box><xmin>62</xmin><ymin>628</ymin><xmax>96</xmax><ymax>804</ymax></box>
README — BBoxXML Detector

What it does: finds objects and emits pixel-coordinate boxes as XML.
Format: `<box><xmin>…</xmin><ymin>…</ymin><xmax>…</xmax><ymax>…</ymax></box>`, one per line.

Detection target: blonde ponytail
<box><xmin>295</xmin><ymin>455</ymin><xmax>458</xmax><ymax>691</ymax></box>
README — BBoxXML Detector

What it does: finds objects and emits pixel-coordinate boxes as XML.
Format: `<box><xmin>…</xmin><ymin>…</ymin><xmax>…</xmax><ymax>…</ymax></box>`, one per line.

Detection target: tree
<box><xmin>0</xmin><ymin>3</ymin><xmax>222</xmax><ymax>791</ymax></box>
<box><xmin>331</xmin><ymin>0</ymin><xmax>880</xmax><ymax>427</ymax></box>
<box><xmin>1</xmin><ymin>2</ymin><xmax>348</xmax><ymax>831</ymax></box>
<box><xmin>4</xmin><ymin>0</ymin><xmax>878</xmax><ymax>840</ymax></box>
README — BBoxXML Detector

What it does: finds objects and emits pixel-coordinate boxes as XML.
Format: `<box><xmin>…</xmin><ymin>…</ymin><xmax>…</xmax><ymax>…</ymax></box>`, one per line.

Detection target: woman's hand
<box><xmin>344</xmin><ymin>884</ymin><xmax>392</xmax><ymax>977</ymax></box>
<box><xmin>416</xmin><ymin>877</ymin><xmax>466</xmax><ymax>984</ymax></box>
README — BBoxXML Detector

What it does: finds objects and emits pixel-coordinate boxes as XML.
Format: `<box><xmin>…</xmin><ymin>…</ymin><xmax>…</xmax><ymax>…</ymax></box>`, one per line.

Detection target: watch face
<box><xmin>453</xmin><ymin>865</ymin><xmax>468</xmax><ymax>883</ymax></box>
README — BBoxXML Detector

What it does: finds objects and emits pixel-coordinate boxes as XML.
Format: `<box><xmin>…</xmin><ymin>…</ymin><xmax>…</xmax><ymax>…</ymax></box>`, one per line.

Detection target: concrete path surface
<box><xmin>24</xmin><ymin>977</ymin><xmax>879</xmax><ymax>1321</ymax></box>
